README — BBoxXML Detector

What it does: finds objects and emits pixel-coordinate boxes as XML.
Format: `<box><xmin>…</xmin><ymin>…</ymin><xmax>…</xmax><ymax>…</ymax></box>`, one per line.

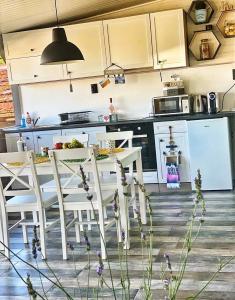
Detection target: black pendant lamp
<box><xmin>41</xmin><ymin>0</ymin><xmax>84</xmax><ymax>65</ymax></box>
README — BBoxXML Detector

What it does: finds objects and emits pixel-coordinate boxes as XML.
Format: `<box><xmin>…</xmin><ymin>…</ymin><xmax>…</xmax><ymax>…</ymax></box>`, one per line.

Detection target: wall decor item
<box><xmin>189</xmin><ymin>26</ymin><xmax>221</xmax><ymax>61</ymax></box>
<box><xmin>220</xmin><ymin>1</ymin><xmax>235</xmax><ymax>11</ymax></box>
<box><xmin>104</xmin><ymin>63</ymin><xmax>125</xmax><ymax>84</ymax></box>
<box><xmin>217</xmin><ymin>9</ymin><xmax>235</xmax><ymax>37</ymax></box>
<box><xmin>41</xmin><ymin>0</ymin><xmax>84</xmax><ymax>65</ymax></box>
<box><xmin>188</xmin><ymin>0</ymin><xmax>214</xmax><ymax>24</ymax></box>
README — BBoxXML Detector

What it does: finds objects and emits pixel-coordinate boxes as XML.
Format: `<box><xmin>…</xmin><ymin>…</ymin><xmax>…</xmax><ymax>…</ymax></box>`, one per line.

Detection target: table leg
<box><xmin>136</xmin><ymin>151</ymin><xmax>147</xmax><ymax>224</ymax></box>
<box><xmin>116</xmin><ymin>162</ymin><xmax>130</xmax><ymax>250</ymax></box>
<box><xmin>0</xmin><ymin>217</ymin><xmax>4</xmax><ymax>250</ymax></box>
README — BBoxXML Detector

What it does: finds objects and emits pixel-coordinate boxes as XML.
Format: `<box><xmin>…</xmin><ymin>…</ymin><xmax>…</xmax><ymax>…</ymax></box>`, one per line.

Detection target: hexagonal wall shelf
<box><xmin>189</xmin><ymin>29</ymin><xmax>221</xmax><ymax>61</ymax></box>
<box><xmin>188</xmin><ymin>0</ymin><xmax>214</xmax><ymax>24</ymax></box>
<box><xmin>217</xmin><ymin>9</ymin><xmax>235</xmax><ymax>38</ymax></box>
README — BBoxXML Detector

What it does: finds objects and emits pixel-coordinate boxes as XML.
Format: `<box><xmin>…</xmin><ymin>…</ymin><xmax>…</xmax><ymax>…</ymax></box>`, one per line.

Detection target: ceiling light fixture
<box><xmin>41</xmin><ymin>0</ymin><xmax>84</xmax><ymax>65</ymax></box>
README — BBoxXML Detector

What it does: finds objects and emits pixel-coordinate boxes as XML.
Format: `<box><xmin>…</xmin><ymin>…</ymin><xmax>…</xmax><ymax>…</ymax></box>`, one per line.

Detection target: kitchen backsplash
<box><xmin>20</xmin><ymin>62</ymin><xmax>235</xmax><ymax>125</ymax></box>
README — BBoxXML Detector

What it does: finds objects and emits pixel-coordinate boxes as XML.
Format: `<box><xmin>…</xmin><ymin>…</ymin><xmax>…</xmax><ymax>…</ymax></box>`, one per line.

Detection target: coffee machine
<box><xmin>207</xmin><ymin>92</ymin><xmax>220</xmax><ymax>114</ymax></box>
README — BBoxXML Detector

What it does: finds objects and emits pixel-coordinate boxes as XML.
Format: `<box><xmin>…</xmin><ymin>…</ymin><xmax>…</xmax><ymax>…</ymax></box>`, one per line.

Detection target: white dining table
<box><xmin>0</xmin><ymin>147</ymin><xmax>146</xmax><ymax>250</ymax></box>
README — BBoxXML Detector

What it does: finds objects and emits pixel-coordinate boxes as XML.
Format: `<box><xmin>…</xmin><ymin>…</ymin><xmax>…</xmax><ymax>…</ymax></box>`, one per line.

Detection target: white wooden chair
<box><xmin>42</xmin><ymin>134</ymin><xmax>89</xmax><ymax>192</ymax></box>
<box><xmin>42</xmin><ymin>133</ymin><xmax>92</xmax><ymax>231</ymax></box>
<box><xmin>0</xmin><ymin>151</ymin><xmax>58</xmax><ymax>258</ymax></box>
<box><xmin>48</xmin><ymin>147</ymin><xmax>119</xmax><ymax>260</ymax></box>
<box><xmin>96</xmin><ymin>131</ymin><xmax>137</xmax><ymax>216</ymax></box>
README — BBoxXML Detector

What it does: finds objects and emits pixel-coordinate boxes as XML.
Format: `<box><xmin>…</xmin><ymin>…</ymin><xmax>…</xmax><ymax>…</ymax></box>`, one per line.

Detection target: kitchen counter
<box><xmin>2</xmin><ymin>111</ymin><xmax>235</xmax><ymax>134</ymax></box>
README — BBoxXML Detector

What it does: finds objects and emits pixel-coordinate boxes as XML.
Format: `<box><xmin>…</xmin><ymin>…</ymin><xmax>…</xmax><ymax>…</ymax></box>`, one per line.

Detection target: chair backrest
<box><xmin>48</xmin><ymin>147</ymin><xmax>103</xmax><ymax>209</ymax></box>
<box><xmin>53</xmin><ymin>134</ymin><xmax>89</xmax><ymax>147</ymax></box>
<box><xmin>0</xmin><ymin>151</ymin><xmax>44</xmax><ymax>208</ymax></box>
<box><xmin>96</xmin><ymin>131</ymin><xmax>133</xmax><ymax>148</ymax></box>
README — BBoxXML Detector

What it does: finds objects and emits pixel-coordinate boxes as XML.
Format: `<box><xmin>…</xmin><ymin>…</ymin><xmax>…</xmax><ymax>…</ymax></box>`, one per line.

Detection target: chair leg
<box><xmin>87</xmin><ymin>210</ymin><xmax>91</xmax><ymax>231</ymax></box>
<box><xmin>131</xmin><ymin>182</ymin><xmax>137</xmax><ymax>218</ymax></box>
<box><xmin>90</xmin><ymin>209</ymin><xmax>95</xmax><ymax>220</ymax></box>
<box><xmin>21</xmin><ymin>212</ymin><xmax>28</xmax><ymax>244</ymax></box>
<box><xmin>2</xmin><ymin>210</ymin><xmax>10</xmax><ymax>258</ymax></box>
<box><xmin>73</xmin><ymin>211</ymin><xmax>81</xmax><ymax>243</ymax></box>
<box><xmin>103</xmin><ymin>207</ymin><xmax>107</xmax><ymax>219</ymax></box>
<box><xmin>60</xmin><ymin>211</ymin><xmax>68</xmax><ymax>260</ymax></box>
<box><xmin>38</xmin><ymin>210</ymin><xmax>47</xmax><ymax>260</ymax></box>
<box><xmin>117</xmin><ymin>219</ymin><xmax>122</xmax><ymax>243</ymax></box>
<box><xmin>99</xmin><ymin>218</ymin><xmax>106</xmax><ymax>260</ymax></box>
<box><xmin>78</xmin><ymin>210</ymin><xmax>83</xmax><ymax>231</ymax></box>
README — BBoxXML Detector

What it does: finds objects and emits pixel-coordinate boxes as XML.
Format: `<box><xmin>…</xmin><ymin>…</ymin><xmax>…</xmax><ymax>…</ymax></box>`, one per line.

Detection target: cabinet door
<box><xmin>103</xmin><ymin>15</ymin><xmax>153</xmax><ymax>69</ymax></box>
<box><xmin>22</xmin><ymin>132</ymin><xmax>35</xmax><ymax>151</ymax></box>
<box><xmin>34</xmin><ymin>130</ymin><xmax>61</xmax><ymax>153</ymax></box>
<box><xmin>64</xmin><ymin>22</ymin><xmax>107</xmax><ymax>78</ymax></box>
<box><xmin>7</xmin><ymin>56</ymin><xmax>64</xmax><ymax>84</ymax></box>
<box><xmin>62</xmin><ymin>126</ymin><xmax>106</xmax><ymax>145</ymax></box>
<box><xmin>5</xmin><ymin>133</ymin><xmax>18</xmax><ymax>152</ymax></box>
<box><xmin>3</xmin><ymin>29</ymin><xmax>52</xmax><ymax>59</ymax></box>
<box><xmin>150</xmin><ymin>9</ymin><xmax>188</xmax><ymax>69</ymax></box>
<box><xmin>155</xmin><ymin>132</ymin><xmax>191</xmax><ymax>183</ymax></box>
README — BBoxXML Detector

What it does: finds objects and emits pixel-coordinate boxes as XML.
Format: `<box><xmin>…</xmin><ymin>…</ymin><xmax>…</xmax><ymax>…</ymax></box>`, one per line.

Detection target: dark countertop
<box><xmin>2</xmin><ymin>111</ymin><xmax>235</xmax><ymax>134</ymax></box>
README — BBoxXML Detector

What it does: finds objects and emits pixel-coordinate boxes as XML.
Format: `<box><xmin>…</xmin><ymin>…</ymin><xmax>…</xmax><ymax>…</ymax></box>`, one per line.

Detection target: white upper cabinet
<box><xmin>3</xmin><ymin>28</ymin><xmax>52</xmax><ymax>59</ymax></box>
<box><xmin>7</xmin><ymin>56</ymin><xmax>64</xmax><ymax>84</ymax></box>
<box><xmin>63</xmin><ymin>22</ymin><xmax>107</xmax><ymax>78</ymax></box>
<box><xmin>103</xmin><ymin>14</ymin><xmax>153</xmax><ymax>69</ymax></box>
<box><xmin>150</xmin><ymin>9</ymin><xmax>188</xmax><ymax>69</ymax></box>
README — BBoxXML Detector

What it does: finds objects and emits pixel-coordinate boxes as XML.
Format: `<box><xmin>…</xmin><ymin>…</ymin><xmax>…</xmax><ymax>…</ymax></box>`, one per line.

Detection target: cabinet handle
<box><xmin>160</xmin><ymin>139</ymin><xmax>164</xmax><ymax>142</ymax></box>
<box><xmin>82</xmin><ymin>131</ymin><xmax>86</xmax><ymax>134</ymax></box>
<box><xmin>37</xmin><ymin>136</ymin><xmax>41</xmax><ymax>139</ymax></box>
<box><xmin>30</xmin><ymin>48</ymin><xmax>35</xmax><ymax>52</ymax></box>
<box><xmin>34</xmin><ymin>74</ymin><xmax>38</xmax><ymax>78</ymax></box>
<box><xmin>26</xmin><ymin>137</ymin><xmax>30</xmax><ymax>140</ymax></box>
<box><xmin>163</xmin><ymin>151</ymin><xmax>166</xmax><ymax>155</ymax></box>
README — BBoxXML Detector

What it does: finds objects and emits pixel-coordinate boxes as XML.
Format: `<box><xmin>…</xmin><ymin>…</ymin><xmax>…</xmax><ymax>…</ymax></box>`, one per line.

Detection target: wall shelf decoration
<box><xmin>217</xmin><ymin>9</ymin><xmax>235</xmax><ymax>38</ymax></box>
<box><xmin>189</xmin><ymin>27</ymin><xmax>221</xmax><ymax>61</ymax></box>
<box><xmin>188</xmin><ymin>0</ymin><xmax>214</xmax><ymax>24</ymax></box>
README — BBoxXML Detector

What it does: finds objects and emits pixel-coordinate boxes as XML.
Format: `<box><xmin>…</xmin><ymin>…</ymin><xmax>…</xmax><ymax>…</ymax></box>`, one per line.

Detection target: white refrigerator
<box><xmin>187</xmin><ymin>117</ymin><xmax>233</xmax><ymax>190</ymax></box>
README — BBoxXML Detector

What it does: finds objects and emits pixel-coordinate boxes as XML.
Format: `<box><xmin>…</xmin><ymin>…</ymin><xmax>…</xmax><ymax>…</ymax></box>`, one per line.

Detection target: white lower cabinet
<box><xmin>154</xmin><ymin>121</ymin><xmax>190</xmax><ymax>184</ymax></box>
<box><xmin>62</xmin><ymin>126</ymin><xmax>106</xmax><ymax>145</ymax></box>
<box><xmin>33</xmin><ymin>130</ymin><xmax>61</xmax><ymax>153</ymax></box>
<box><xmin>5</xmin><ymin>133</ymin><xmax>19</xmax><ymax>152</ymax></box>
<box><xmin>155</xmin><ymin>132</ymin><xmax>191</xmax><ymax>183</ymax></box>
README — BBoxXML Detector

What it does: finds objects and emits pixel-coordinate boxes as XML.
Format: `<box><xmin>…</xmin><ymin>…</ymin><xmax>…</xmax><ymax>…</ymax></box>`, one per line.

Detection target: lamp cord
<box><xmin>221</xmin><ymin>83</ymin><xmax>235</xmax><ymax>111</ymax></box>
<box><xmin>54</xmin><ymin>0</ymin><xmax>59</xmax><ymax>26</ymax></box>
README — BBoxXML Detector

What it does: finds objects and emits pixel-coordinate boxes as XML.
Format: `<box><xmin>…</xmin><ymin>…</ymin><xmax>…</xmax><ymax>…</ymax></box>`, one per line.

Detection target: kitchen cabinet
<box><xmin>154</xmin><ymin>120</ymin><xmax>190</xmax><ymax>183</ymax></box>
<box><xmin>155</xmin><ymin>132</ymin><xmax>191</xmax><ymax>183</ymax></box>
<box><xmin>64</xmin><ymin>22</ymin><xmax>107</xmax><ymax>78</ymax></box>
<box><xmin>150</xmin><ymin>9</ymin><xmax>188</xmax><ymax>69</ymax></box>
<box><xmin>3</xmin><ymin>28</ymin><xmax>51</xmax><ymax>59</ymax></box>
<box><xmin>22</xmin><ymin>132</ymin><xmax>34</xmax><ymax>151</ymax></box>
<box><xmin>187</xmin><ymin>117</ymin><xmax>233</xmax><ymax>190</ymax></box>
<box><xmin>33</xmin><ymin>130</ymin><xmax>61</xmax><ymax>154</ymax></box>
<box><xmin>62</xmin><ymin>126</ymin><xmax>106</xmax><ymax>145</ymax></box>
<box><xmin>5</xmin><ymin>133</ymin><xmax>19</xmax><ymax>152</ymax></box>
<box><xmin>7</xmin><ymin>56</ymin><xmax>64</xmax><ymax>84</ymax></box>
<box><xmin>103</xmin><ymin>14</ymin><xmax>153</xmax><ymax>69</ymax></box>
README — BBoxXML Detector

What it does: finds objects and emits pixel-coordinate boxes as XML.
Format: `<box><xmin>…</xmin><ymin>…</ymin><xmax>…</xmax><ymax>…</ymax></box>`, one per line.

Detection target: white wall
<box><xmin>20</xmin><ymin>63</ymin><xmax>235</xmax><ymax>125</ymax></box>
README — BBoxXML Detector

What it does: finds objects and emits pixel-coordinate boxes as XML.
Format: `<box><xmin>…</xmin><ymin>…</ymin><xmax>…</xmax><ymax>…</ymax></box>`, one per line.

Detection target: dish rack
<box><xmin>59</xmin><ymin>111</ymin><xmax>91</xmax><ymax>125</ymax></box>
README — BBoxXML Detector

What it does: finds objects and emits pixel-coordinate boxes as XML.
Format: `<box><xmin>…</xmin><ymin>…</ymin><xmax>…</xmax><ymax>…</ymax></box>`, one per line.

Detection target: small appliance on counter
<box><xmin>207</xmin><ymin>92</ymin><xmax>220</xmax><ymax>114</ymax></box>
<box><xmin>152</xmin><ymin>94</ymin><xmax>191</xmax><ymax>116</ymax></box>
<box><xmin>59</xmin><ymin>111</ymin><xmax>91</xmax><ymax>125</ymax></box>
<box><xmin>162</xmin><ymin>75</ymin><xmax>185</xmax><ymax>96</ymax></box>
<box><xmin>191</xmin><ymin>94</ymin><xmax>208</xmax><ymax>113</ymax></box>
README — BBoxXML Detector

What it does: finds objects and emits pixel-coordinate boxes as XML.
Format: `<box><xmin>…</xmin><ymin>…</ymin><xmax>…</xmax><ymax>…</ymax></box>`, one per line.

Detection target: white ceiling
<box><xmin>0</xmin><ymin>0</ymin><xmax>155</xmax><ymax>34</ymax></box>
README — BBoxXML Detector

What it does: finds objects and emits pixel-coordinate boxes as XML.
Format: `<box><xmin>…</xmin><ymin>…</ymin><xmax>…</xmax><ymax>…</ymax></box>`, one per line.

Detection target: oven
<box><xmin>106</xmin><ymin>122</ymin><xmax>157</xmax><ymax>183</ymax></box>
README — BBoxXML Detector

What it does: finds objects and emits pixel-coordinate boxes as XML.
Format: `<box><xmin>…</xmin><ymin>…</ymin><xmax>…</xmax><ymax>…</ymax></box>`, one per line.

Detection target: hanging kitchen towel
<box><xmin>166</xmin><ymin>162</ymin><xmax>180</xmax><ymax>189</ymax></box>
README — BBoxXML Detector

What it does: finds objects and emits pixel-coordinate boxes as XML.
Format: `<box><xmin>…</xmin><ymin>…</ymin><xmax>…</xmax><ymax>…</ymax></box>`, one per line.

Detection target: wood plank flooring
<box><xmin>1</xmin><ymin>188</ymin><xmax>235</xmax><ymax>299</ymax></box>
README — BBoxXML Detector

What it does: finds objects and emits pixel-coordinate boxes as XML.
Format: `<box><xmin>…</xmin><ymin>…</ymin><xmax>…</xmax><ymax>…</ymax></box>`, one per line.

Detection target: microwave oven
<box><xmin>152</xmin><ymin>95</ymin><xmax>191</xmax><ymax>116</ymax></box>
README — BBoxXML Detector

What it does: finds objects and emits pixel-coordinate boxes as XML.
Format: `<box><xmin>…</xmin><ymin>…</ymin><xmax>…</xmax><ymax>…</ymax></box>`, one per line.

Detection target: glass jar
<box><xmin>200</xmin><ymin>39</ymin><xmax>210</xmax><ymax>60</ymax></box>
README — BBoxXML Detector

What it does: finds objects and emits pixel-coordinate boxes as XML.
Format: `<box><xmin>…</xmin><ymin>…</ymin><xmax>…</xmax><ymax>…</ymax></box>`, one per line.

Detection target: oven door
<box><xmin>153</xmin><ymin>96</ymin><xmax>181</xmax><ymax>115</ymax></box>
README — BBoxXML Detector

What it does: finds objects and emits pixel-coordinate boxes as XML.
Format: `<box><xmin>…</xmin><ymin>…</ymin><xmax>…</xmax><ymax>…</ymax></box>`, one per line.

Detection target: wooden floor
<box><xmin>1</xmin><ymin>188</ymin><xmax>235</xmax><ymax>299</ymax></box>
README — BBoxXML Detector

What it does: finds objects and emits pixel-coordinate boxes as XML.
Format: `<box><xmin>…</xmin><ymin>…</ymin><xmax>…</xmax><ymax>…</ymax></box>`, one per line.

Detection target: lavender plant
<box><xmin>0</xmin><ymin>166</ymin><xmax>234</xmax><ymax>300</ymax></box>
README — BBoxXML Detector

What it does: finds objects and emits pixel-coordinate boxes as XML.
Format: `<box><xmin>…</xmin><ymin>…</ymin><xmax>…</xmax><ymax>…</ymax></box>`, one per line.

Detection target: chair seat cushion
<box><xmin>63</xmin><ymin>190</ymin><xmax>114</xmax><ymax>211</ymax></box>
<box><xmin>6</xmin><ymin>193</ymin><xmax>58</xmax><ymax>212</ymax></box>
<box><xmin>41</xmin><ymin>177</ymin><xmax>82</xmax><ymax>192</ymax></box>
